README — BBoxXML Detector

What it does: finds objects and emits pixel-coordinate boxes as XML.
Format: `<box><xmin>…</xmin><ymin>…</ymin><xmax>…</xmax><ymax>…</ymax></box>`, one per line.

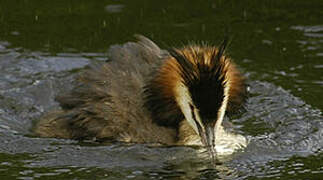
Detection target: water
<box><xmin>0</xmin><ymin>0</ymin><xmax>322</xmax><ymax>179</ymax></box>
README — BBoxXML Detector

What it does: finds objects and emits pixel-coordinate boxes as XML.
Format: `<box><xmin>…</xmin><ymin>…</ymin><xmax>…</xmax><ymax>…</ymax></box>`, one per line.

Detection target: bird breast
<box><xmin>177</xmin><ymin>120</ymin><xmax>248</xmax><ymax>156</ymax></box>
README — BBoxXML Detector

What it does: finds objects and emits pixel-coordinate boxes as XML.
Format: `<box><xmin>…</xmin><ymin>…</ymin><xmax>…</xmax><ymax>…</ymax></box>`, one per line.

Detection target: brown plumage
<box><xmin>34</xmin><ymin>36</ymin><xmax>247</xmax><ymax>156</ymax></box>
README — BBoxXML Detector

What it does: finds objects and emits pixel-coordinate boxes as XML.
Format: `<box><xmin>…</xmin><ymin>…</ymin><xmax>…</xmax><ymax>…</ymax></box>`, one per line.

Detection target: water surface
<box><xmin>0</xmin><ymin>0</ymin><xmax>322</xmax><ymax>179</ymax></box>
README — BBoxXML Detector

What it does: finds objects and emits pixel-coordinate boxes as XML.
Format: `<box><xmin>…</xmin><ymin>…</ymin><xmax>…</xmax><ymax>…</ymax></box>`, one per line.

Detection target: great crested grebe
<box><xmin>34</xmin><ymin>35</ymin><xmax>248</xmax><ymax>160</ymax></box>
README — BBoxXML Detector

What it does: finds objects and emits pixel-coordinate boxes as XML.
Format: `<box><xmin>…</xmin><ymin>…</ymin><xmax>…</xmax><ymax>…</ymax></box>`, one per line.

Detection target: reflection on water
<box><xmin>0</xmin><ymin>0</ymin><xmax>322</xmax><ymax>179</ymax></box>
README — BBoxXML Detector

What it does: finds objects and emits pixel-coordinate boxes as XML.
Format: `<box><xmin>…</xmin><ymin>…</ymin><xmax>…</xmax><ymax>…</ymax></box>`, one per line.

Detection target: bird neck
<box><xmin>177</xmin><ymin>119</ymin><xmax>248</xmax><ymax>156</ymax></box>
<box><xmin>177</xmin><ymin>119</ymin><xmax>225</xmax><ymax>146</ymax></box>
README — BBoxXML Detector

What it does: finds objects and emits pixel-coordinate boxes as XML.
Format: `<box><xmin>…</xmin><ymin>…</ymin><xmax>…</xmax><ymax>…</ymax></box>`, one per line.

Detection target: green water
<box><xmin>0</xmin><ymin>0</ymin><xmax>322</xmax><ymax>179</ymax></box>
<box><xmin>1</xmin><ymin>0</ymin><xmax>322</xmax><ymax>109</ymax></box>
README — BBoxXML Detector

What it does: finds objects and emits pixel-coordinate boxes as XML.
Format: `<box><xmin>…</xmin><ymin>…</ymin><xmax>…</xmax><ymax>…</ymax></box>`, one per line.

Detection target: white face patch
<box><xmin>215</xmin><ymin>79</ymin><xmax>230</xmax><ymax>137</ymax></box>
<box><xmin>174</xmin><ymin>76</ymin><xmax>231</xmax><ymax>138</ymax></box>
<box><xmin>175</xmin><ymin>81</ymin><xmax>230</xmax><ymax>137</ymax></box>
<box><xmin>174</xmin><ymin>82</ymin><xmax>200</xmax><ymax>135</ymax></box>
<box><xmin>193</xmin><ymin>107</ymin><xmax>204</xmax><ymax>133</ymax></box>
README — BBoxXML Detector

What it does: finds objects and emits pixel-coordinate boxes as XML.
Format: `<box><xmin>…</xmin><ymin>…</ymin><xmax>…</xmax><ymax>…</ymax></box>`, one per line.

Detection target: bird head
<box><xmin>170</xmin><ymin>41</ymin><xmax>230</xmax><ymax>159</ymax></box>
<box><xmin>144</xmin><ymin>39</ymin><xmax>245</xmax><ymax>160</ymax></box>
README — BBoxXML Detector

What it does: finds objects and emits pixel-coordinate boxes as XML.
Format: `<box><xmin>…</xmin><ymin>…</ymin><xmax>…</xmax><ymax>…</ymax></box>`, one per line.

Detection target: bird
<box><xmin>33</xmin><ymin>35</ymin><xmax>248</xmax><ymax>161</ymax></box>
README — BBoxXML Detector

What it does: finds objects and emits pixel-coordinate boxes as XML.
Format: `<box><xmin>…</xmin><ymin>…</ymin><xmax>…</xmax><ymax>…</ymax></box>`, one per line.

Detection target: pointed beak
<box><xmin>199</xmin><ymin>122</ymin><xmax>217</xmax><ymax>163</ymax></box>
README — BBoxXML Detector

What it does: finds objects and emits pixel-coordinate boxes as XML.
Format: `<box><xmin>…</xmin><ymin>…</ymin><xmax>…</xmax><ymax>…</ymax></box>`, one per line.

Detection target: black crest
<box><xmin>170</xmin><ymin>40</ymin><xmax>229</xmax><ymax>122</ymax></box>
